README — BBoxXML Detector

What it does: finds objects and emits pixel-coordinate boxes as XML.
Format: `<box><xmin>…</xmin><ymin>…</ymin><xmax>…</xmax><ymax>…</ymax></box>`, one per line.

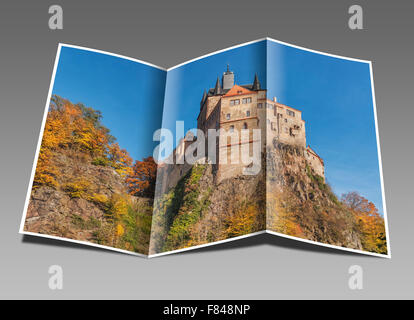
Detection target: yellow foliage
<box><xmin>224</xmin><ymin>204</ymin><xmax>259</xmax><ymax>238</ymax></box>
<box><xmin>116</xmin><ymin>224</ymin><xmax>125</xmax><ymax>236</ymax></box>
<box><xmin>32</xmin><ymin>96</ymin><xmax>134</xmax><ymax>189</ymax></box>
<box><xmin>63</xmin><ymin>178</ymin><xmax>91</xmax><ymax>198</ymax></box>
<box><xmin>267</xmin><ymin>190</ymin><xmax>303</xmax><ymax>238</ymax></box>
<box><xmin>33</xmin><ymin>148</ymin><xmax>58</xmax><ymax>188</ymax></box>
<box><xmin>107</xmin><ymin>143</ymin><xmax>133</xmax><ymax>177</ymax></box>
<box><xmin>89</xmin><ymin>193</ymin><xmax>108</xmax><ymax>205</ymax></box>
<box><xmin>107</xmin><ymin>194</ymin><xmax>128</xmax><ymax>218</ymax></box>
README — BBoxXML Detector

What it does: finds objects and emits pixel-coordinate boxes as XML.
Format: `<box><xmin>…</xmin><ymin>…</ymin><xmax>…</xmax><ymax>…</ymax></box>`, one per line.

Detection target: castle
<box><xmin>157</xmin><ymin>67</ymin><xmax>324</xmax><ymax>193</ymax></box>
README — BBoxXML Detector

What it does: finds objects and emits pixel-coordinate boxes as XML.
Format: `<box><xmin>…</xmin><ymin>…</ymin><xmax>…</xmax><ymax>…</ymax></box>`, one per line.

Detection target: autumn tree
<box><xmin>106</xmin><ymin>142</ymin><xmax>133</xmax><ymax>177</ymax></box>
<box><xmin>341</xmin><ymin>191</ymin><xmax>387</xmax><ymax>254</ymax></box>
<box><xmin>126</xmin><ymin>157</ymin><xmax>157</xmax><ymax>198</ymax></box>
<box><xmin>33</xmin><ymin>95</ymin><xmax>133</xmax><ymax>187</ymax></box>
<box><xmin>224</xmin><ymin>203</ymin><xmax>262</xmax><ymax>238</ymax></box>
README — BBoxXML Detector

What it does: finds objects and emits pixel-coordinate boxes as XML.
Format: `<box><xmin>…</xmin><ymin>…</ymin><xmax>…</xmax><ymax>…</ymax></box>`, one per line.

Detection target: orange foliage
<box><xmin>33</xmin><ymin>95</ymin><xmax>133</xmax><ymax>188</ymax></box>
<box><xmin>342</xmin><ymin>192</ymin><xmax>387</xmax><ymax>254</ymax></box>
<box><xmin>224</xmin><ymin>204</ymin><xmax>261</xmax><ymax>237</ymax></box>
<box><xmin>126</xmin><ymin>157</ymin><xmax>157</xmax><ymax>197</ymax></box>
<box><xmin>107</xmin><ymin>143</ymin><xmax>133</xmax><ymax>177</ymax></box>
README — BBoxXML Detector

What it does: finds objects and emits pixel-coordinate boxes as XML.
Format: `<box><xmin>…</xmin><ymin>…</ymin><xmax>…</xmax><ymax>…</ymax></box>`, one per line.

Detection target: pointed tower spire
<box><xmin>201</xmin><ymin>90</ymin><xmax>207</xmax><ymax>103</ymax></box>
<box><xmin>214</xmin><ymin>77</ymin><xmax>222</xmax><ymax>95</ymax></box>
<box><xmin>200</xmin><ymin>89</ymin><xmax>207</xmax><ymax>109</ymax></box>
<box><xmin>252</xmin><ymin>73</ymin><xmax>261</xmax><ymax>90</ymax></box>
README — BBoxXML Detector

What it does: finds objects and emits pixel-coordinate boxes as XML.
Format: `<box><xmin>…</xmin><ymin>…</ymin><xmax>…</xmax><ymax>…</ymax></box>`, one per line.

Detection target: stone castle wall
<box><xmin>158</xmin><ymin>74</ymin><xmax>323</xmax><ymax>193</ymax></box>
<box><xmin>305</xmin><ymin>147</ymin><xmax>325</xmax><ymax>180</ymax></box>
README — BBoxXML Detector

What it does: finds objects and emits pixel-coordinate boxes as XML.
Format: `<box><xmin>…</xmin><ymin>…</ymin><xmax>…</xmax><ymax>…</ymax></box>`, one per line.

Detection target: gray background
<box><xmin>0</xmin><ymin>0</ymin><xmax>412</xmax><ymax>299</ymax></box>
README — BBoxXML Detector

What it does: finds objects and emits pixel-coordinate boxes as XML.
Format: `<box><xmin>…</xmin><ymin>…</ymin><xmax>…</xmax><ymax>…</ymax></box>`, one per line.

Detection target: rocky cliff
<box><xmin>150</xmin><ymin>141</ymin><xmax>367</xmax><ymax>254</ymax></box>
<box><xmin>25</xmin><ymin>150</ymin><xmax>152</xmax><ymax>253</ymax></box>
<box><xmin>266</xmin><ymin>142</ymin><xmax>363</xmax><ymax>250</ymax></box>
<box><xmin>150</xmin><ymin>163</ymin><xmax>266</xmax><ymax>254</ymax></box>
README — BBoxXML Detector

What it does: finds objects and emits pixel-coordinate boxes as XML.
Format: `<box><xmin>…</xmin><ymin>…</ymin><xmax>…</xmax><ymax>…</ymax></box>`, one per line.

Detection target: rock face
<box><xmin>24</xmin><ymin>152</ymin><xmax>127</xmax><ymax>242</ymax></box>
<box><xmin>151</xmin><ymin>141</ymin><xmax>363</xmax><ymax>254</ymax></box>
<box><xmin>266</xmin><ymin>142</ymin><xmax>363</xmax><ymax>250</ymax></box>
<box><xmin>150</xmin><ymin>163</ymin><xmax>266</xmax><ymax>254</ymax></box>
<box><xmin>189</xmin><ymin>164</ymin><xmax>266</xmax><ymax>245</ymax></box>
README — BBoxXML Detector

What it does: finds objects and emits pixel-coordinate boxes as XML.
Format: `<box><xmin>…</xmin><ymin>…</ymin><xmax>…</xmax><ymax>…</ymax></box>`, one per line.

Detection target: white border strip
<box><xmin>266</xmin><ymin>37</ymin><xmax>371</xmax><ymax>63</ymax></box>
<box><xmin>148</xmin><ymin>231</ymin><xmax>267</xmax><ymax>258</ymax></box>
<box><xmin>19</xmin><ymin>39</ymin><xmax>390</xmax><ymax>259</ymax></box>
<box><xmin>18</xmin><ymin>43</ymin><xmax>165</xmax><ymax>258</ymax></box>
<box><xmin>19</xmin><ymin>44</ymin><xmax>62</xmax><ymax>235</ymax></box>
<box><xmin>265</xmin><ymin>230</ymin><xmax>389</xmax><ymax>259</ymax></box>
<box><xmin>167</xmin><ymin>37</ymin><xmax>371</xmax><ymax>72</ymax></box>
<box><xmin>167</xmin><ymin>38</ymin><xmax>267</xmax><ymax>71</ymax></box>
<box><xmin>369</xmin><ymin>62</ymin><xmax>391</xmax><ymax>258</ymax></box>
<box><xmin>59</xmin><ymin>43</ymin><xmax>167</xmax><ymax>70</ymax></box>
<box><xmin>21</xmin><ymin>231</ymin><xmax>147</xmax><ymax>258</ymax></box>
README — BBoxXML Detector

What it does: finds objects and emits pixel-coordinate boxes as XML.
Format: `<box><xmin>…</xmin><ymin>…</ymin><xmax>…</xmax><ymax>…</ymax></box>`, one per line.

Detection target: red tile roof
<box><xmin>223</xmin><ymin>84</ymin><xmax>255</xmax><ymax>97</ymax></box>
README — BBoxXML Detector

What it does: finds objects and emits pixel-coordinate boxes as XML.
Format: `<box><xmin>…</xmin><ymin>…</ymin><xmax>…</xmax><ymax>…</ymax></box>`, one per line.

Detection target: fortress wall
<box><xmin>206</xmin><ymin>96</ymin><xmax>221</xmax><ymax>119</ymax></box>
<box><xmin>276</xmin><ymin>105</ymin><xmax>306</xmax><ymax>148</ymax></box>
<box><xmin>220</xmin><ymin>93</ymin><xmax>258</xmax><ymax>122</ymax></box>
<box><xmin>305</xmin><ymin>149</ymin><xmax>325</xmax><ymax>180</ymax></box>
<box><xmin>217</xmin><ymin>163</ymin><xmax>245</xmax><ymax>182</ymax></box>
<box><xmin>160</xmin><ymin>162</ymin><xmax>193</xmax><ymax>194</ymax></box>
<box><xmin>162</xmin><ymin>75</ymin><xmax>324</xmax><ymax>191</ymax></box>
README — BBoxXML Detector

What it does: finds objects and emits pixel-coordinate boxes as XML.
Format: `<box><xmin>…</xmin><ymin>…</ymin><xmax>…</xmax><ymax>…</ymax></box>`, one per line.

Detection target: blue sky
<box><xmin>51</xmin><ymin>42</ymin><xmax>383</xmax><ymax>213</ymax></box>
<box><xmin>161</xmin><ymin>40</ymin><xmax>266</xmax><ymax>143</ymax></box>
<box><xmin>267</xmin><ymin>40</ymin><xmax>383</xmax><ymax>213</ymax></box>
<box><xmin>162</xmin><ymin>40</ymin><xmax>383</xmax><ymax>213</ymax></box>
<box><xmin>52</xmin><ymin>46</ymin><xmax>166</xmax><ymax>161</ymax></box>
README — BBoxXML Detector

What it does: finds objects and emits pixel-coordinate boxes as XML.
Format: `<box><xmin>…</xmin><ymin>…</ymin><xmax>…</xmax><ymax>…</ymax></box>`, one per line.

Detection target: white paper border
<box><xmin>19</xmin><ymin>39</ymin><xmax>390</xmax><ymax>259</ymax></box>
<box><xmin>18</xmin><ymin>44</ymin><xmax>166</xmax><ymax>258</ymax></box>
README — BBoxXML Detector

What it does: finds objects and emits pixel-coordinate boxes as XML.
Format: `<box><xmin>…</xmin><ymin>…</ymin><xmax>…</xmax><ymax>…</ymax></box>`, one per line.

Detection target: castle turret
<box><xmin>222</xmin><ymin>64</ymin><xmax>234</xmax><ymax>90</ymax></box>
<box><xmin>213</xmin><ymin>77</ymin><xmax>222</xmax><ymax>95</ymax></box>
<box><xmin>252</xmin><ymin>73</ymin><xmax>261</xmax><ymax>90</ymax></box>
<box><xmin>200</xmin><ymin>90</ymin><xmax>207</xmax><ymax>109</ymax></box>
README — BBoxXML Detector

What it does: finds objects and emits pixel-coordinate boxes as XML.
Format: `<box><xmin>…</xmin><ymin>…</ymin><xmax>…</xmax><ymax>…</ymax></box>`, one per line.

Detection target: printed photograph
<box><xmin>265</xmin><ymin>40</ymin><xmax>388</xmax><ymax>256</ymax></box>
<box><xmin>149</xmin><ymin>39</ymin><xmax>388</xmax><ymax>256</ymax></box>
<box><xmin>150</xmin><ymin>41</ymin><xmax>267</xmax><ymax>255</ymax></box>
<box><xmin>20</xmin><ymin>39</ymin><xmax>388</xmax><ymax>257</ymax></box>
<box><xmin>21</xmin><ymin>45</ymin><xmax>166</xmax><ymax>255</ymax></box>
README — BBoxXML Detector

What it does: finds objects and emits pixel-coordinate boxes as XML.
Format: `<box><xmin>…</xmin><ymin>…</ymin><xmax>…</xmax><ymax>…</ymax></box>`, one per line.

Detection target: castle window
<box><xmin>242</xmin><ymin>97</ymin><xmax>252</xmax><ymax>104</ymax></box>
<box><xmin>246</xmin><ymin>110</ymin><xmax>250</xmax><ymax>117</ymax></box>
<box><xmin>286</xmin><ymin>109</ymin><xmax>295</xmax><ymax>117</ymax></box>
<box><xmin>271</xmin><ymin>122</ymin><xmax>276</xmax><ymax>131</ymax></box>
<box><xmin>257</xmin><ymin>103</ymin><xmax>263</xmax><ymax>108</ymax></box>
<box><xmin>237</xmin><ymin>90</ymin><xmax>243</xmax><ymax>94</ymax></box>
<box><xmin>284</xmin><ymin>118</ymin><xmax>288</xmax><ymax>123</ymax></box>
<box><xmin>229</xmin><ymin>125</ymin><xmax>234</xmax><ymax>132</ymax></box>
<box><xmin>230</xmin><ymin>99</ymin><xmax>240</xmax><ymax>106</ymax></box>
<box><xmin>226</xmin><ymin>113</ymin><xmax>230</xmax><ymax>120</ymax></box>
<box><xmin>243</xmin><ymin>123</ymin><xmax>248</xmax><ymax>129</ymax></box>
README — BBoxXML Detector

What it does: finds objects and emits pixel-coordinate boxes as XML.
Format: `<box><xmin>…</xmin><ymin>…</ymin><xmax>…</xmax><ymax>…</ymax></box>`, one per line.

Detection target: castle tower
<box><xmin>222</xmin><ymin>64</ymin><xmax>234</xmax><ymax>90</ymax></box>
<box><xmin>159</xmin><ymin>66</ymin><xmax>324</xmax><ymax>193</ymax></box>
